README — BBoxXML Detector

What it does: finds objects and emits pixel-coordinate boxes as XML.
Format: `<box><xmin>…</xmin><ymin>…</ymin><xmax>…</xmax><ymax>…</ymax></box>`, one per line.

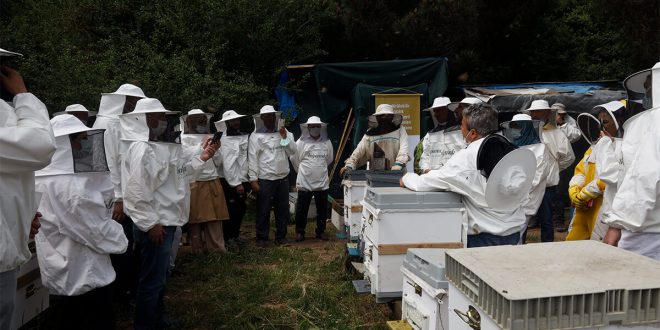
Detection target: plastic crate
<box><xmin>365</xmin><ymin>170</ymin><xmax>405</xmax><ymax>187</ymax></box>
<box><xmin>445</xmin><ymin>241</ymin><xmax>660</xmax><ymax>330</ymax></box>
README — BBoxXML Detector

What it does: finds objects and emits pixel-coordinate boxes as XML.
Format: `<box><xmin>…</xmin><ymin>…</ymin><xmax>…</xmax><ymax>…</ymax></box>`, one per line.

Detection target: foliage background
<box><xmin>0</xmin><ymin>0</ymin><xmax>657</xmax><ymax>115</ymax></box>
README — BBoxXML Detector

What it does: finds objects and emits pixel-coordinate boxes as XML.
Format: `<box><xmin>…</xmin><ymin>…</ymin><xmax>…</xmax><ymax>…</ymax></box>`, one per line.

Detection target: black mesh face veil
<box><xmin>477</xmin><ymin>134</ymin><xmax>518</xmax><ymax>179</ymax></box>
<box><xmin>69</xmin><ymin>129</ymin><xmax>109</xmax><ymax>173</ymax></box>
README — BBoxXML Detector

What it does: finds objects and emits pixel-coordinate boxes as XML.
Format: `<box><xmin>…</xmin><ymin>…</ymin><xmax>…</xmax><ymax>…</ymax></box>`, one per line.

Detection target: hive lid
<box><xmin>363</xmin><ymin>187</ymin><xmax>463</xmax><ymax>210</ymax></box>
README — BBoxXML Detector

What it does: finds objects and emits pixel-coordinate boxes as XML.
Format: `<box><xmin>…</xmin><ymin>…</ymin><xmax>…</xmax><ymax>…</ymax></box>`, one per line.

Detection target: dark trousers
<box><xmin>133</xmin><ymin>225</ymin><xmax>176</xmax><ymax>330</ymax></box>
<box><xmin>220</xmin><ymin>178</ymin><xmax>247</xmax><ymax>240</ymax></box>
<box><xmin>48</xmin><ymin>285</ymin><xmax>115</xmax><ymax>330</ymax></box>
<box><xmin>538</xmin><ymin>186</ymin><xmax>557</xmax><ymax>242</ymax></box>
<box><xmin>467</xmin><ymin>232</ymin><xmax>520</xmax><ymax>248</ymax></box>
<box><xmin>295</xmin><ymin>189</ymin><xmax>328</xmax><ymax>236</ymax></box>
<box><xmin>110</xmin><ymin>217</ymin><xmax>138</xmax><ymax>300</ymax></box>
<box><xmin>256</xmin><ymin>178</ymin><xmax>290</xmax><ymax>241</ymax></box>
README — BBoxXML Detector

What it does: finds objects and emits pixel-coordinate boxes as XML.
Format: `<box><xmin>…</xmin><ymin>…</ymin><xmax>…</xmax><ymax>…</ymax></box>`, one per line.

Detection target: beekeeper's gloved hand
<box><xmin>391</xmin><ymin>162</ymin><xmax>403</xmax><ymax>171</ymax></box>
<box><xmin>339</xmin><ymin>165</ymin><xmax>353</xmax><ymax>177</ymax></box>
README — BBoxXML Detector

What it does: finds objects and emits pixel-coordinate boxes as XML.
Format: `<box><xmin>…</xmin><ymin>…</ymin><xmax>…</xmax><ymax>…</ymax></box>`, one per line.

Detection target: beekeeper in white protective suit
<box><xmin>119</xmin><ymin>98</ymin><xmax>219</xmax><ymax>329</ymax></box>
<box><xmin>570</xmin><ymin>101</ymin><xmax>625</xmax><ymax>241</ymax></box>
<box><xmin>180</xmin><ymin>109</ymin><xmax>229</xmax><ymax>253</ymax></box>
<box><xmin>0</xmin><ymin>49</ymin><xmax>56</xmax><ymax>330</ymax></box>
<box><xmin>290</xmin><ymin>116</ymin><xmax>334</xmax><ymax>242</ymax></box>
<box><xmin>340</xmin><ymin>104</ymin><xmax>409</xmax><ymax>175</ymax></box>
<box><xmin>34</xmin><ymin>114</ymin><xmax>127</xmax><ymax>328</ymax></box>
<box><xmin>92</xmin><ymin>84</ymin><xmax>146</xmax><ymax>222</ymax></box>
<box><xmin>248</xmin><ymin>105</ymin><xmax>297</xmax><ymax>247</ymax></box>
<box><xmin>525</xmin><ymin>99</ymin><xmax>575</xmax><ymax>242</ymax></box>
<box><xmin>214</xmin><ymin>110</ymin><xmax>250</xmax><ymax>249</ymax></box>
<box><xmin>500</xmin><ymin>114</ymin><xmax>553</xmax><ymax>243</ymax></box>
<box><xmin>401</xmin><ymin>103</ymin><xmax>535</xmax><ymax>248</ymax></box>
<box><xmin>553</xmin><ymin>103</ymin><xmax>581</xmax><ymax>143</ymax></box>
<box><xmin>601</xmin><ymin>63</ymin><xmax>660</xmax><ymax>261</ymax></box>
<box><xmin>419</xmin><ymin>97</ymin><xmax>466</xmax><ymax>173</ymax></box>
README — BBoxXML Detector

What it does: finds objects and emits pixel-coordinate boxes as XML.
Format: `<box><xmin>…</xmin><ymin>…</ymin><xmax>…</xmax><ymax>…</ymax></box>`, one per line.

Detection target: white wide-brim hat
<box><xmin>258</xmin><ymin>105</ymin><xmax>278</xmax><ymax>115</ymax></box>
<box><xmin>592</xmin><ymin>100</ymin><xmax>625</xmax><ymax>131</ymax></box>
<box><xmin>423</xmin><ymin>97</ymin><xmax>452</xmax><ymax>111</ymax></box>
<box><xmin>50</xmin><ymin>114</ymin><xmax>98</xmax><ymax>137</ymax></box>
<box><xmin>64</xmin><ymin>104</ymin><xmax>97</xmax><ymax>116</ymax></box>
<box><xmin>301</xmin><ymin>116</ymin><xmax>326</xmax><ymax>126</ymax></box>
<box><xmin>525</xmin><ymin>100</ymin><xmax>551</xmax><ymax>112</ymax></box>
<box><xmin>132</xmin><ymin>98</ymin><xmax>178</xmax><ymax>114</ymax></box>
<box><xmin>448</xmin><ymin>97</ymin><xmax>483</xmax><ymax>112</ymax></box>
<box><xmin>0</xmin><ymin>48</ymin><xmax>22</xmax><ymax>57</ymax></box>
<box><xmin>220</xmin><ymin>110</ymin><xmax>246</xmax><ymax>122</ymax></box>
<box><xmin>485</xmin><ymin>148</ymin><xmax>536</xmax><ymax>212</ymax></box>
<box><xmin>101</xmin><ymin>84</ymin><xmax>147</xmax><ymax>98</ymax></box>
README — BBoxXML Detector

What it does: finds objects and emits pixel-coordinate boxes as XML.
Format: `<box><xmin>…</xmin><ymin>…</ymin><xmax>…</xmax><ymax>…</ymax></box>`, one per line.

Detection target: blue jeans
<box><xmin>0</xmin><ymin>268</ymin><xmax>17</xmax><ymax>330</ymax></box>
<box><xmin>133</xmin><ymin>225</ymin><xmax>176</xmax><ymax>330</ymax></box>
<box><xmin>467</xmin><ymin>232</ymin><xmax>520</xmax><ymax>248</ymax></box>
<box><xmin>538</xmin><ymin>186</ymin><xmax>557</xmax><ymax>242</ymax></box>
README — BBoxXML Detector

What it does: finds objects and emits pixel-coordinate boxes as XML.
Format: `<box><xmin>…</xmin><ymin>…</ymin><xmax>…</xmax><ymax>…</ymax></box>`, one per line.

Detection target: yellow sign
<box><xmin>374</xmin><ymin>94</ymin><xmax>422</xmax><ymax>135</ymax></box>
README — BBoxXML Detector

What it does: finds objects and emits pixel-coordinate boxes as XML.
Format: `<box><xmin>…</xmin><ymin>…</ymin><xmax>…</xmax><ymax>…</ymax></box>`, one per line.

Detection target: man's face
<box><xmin>261</xmin><ymin>113</ymin><xmax>276</xmax><ymax>129</ymax></box>
<box><xmin>146</xmin><ymin>112</ymin><xmax>166</xmax><ymax>129</ymax></box>
<box><xmin>460</xmin><ymin>115</ymin><xmax>476</xmax><ymax>143</ymax></box>
<box><xmin>69</xmin><ymin>131</ymin><xmax>88</xmax><ymax>151</ymax></box>
<box><xmin>123</xmin><ymin>96</ymin><xmax>142</xmax><ymax>114</ymax></box>
<box><xmin>598</xmin><ymin>111</ymin><xmax>618</xmax><ymax>137</ymax></box>
<box><xmin>529</xmin><ymin>109</ymin><xmax>550</xmax><ymax>123</ymax></box>
<box><xmin>432</xmin><ymin>107</ymin><xmax>449</xmax><ymax>123</ymax></box>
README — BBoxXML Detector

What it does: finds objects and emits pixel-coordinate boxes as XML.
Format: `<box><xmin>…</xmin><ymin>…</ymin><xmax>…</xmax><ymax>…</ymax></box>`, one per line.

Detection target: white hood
<box><xmin>253</xmin><ymin>105</ymin><xmax>283</xmax><ymax>134</ymax></box>
<box><xmin>180</xmin><ymin>109</ymin><xmax>213</xmax><ymax>135</ymax></box>
<box><xmin>93</xmin><ymin>84</ymin><xmax>146</xmax><ymax>130</ymax></box>
<box><xmin>299</xmin><ymin>116</ymin><xmax>328</xmax><ymax>142</ymax></box>
<box><xmin>36</xmin><ymin>115</ymin><xmax>107</xmax><ymax>176</ymax></box>
<box><xmin>119</xmin><ymin>98</ymin><xmax>180</xmax><ymax>142</ymax></box>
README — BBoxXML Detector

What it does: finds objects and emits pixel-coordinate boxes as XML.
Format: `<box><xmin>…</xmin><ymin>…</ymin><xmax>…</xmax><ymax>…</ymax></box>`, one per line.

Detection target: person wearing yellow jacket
<box><xmin>566</xmin><ymin>147</ymin><xmax>605</xmax><ymax>240</ymax></box>
<box><xmin>566</xmin><ymin>101</ymin><xmax>624</xmax><ymax>240</ymax></box>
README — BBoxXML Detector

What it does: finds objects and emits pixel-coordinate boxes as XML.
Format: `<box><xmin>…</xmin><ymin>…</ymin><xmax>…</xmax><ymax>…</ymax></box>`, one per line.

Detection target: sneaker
<box><xmin>274</xmin><ymin>238</ymin><xmax>290</xmax><ymax>246</ymax></box>
<box><xmin>256</xmin><ymin>240</ymin><xmax>268</xmax><ymax>248</ymax></box>
<box><xmin>315</xmin><ymin>233</ymin><xmax>329</xmax><ymax>241</ymax></box>
<box><xmin>295</xmin><ymin>233</ymin><xmax>305</xmax><ymax>242</ymax></box>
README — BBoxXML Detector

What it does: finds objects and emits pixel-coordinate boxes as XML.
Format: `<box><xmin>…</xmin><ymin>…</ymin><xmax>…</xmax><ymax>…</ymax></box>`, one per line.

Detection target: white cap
<box><xmin>511</xmin><ymin>113</ymin><xmax>532</xmax><ymax>121</ymax></box>
<box><xmin>102</xmin><ymin>84</ymin><xmax>147</xmax><ymax>98</ymax></box>
<box><xmin>448</xmin><ymin>97</ymin><xmax>483</xmax><ymax>112</ymax></box>
<box><xmin>424</xmin><ymin>97</ymin><xmax>452</xmax><ymax>111</ymax></box>
<box><xmin>187</xmin><ymin>109</ymin><xmax>205</xmax><ymax>115</ymax></box>
<box><xmin>525</xmin><ymin>100</ymin><xmax>551</xmax><ymax>112</ymax></box>
<box><xmin>375</xmin><ymin>104</ymin><xmax>395</xmax><ymax>115</ymax></box>
<box><xmin>485</xmin><ymin>148</ymin><xmax>536</xmax><ymax>212</ymax></box>
<box><xmin>551</xmin><ymin>103</ymin><xmax>566</xmax><ymax>114</ymax></box>
<box><xmin>302</xmin><ymin>116</ymin><xmax>325</xmax><ymax>125</ymax></box>
<box><xmin>65</xmin><ymin>104</ymin><xmax>90</xmax><ymax>113</ymax></box>
<box><xmin>132</xmin><ymin>98</ymin><xmax>176</xmax><ymax>114</ymax></box>
<box><xmin>259</xmin><ymin>105</ymin><xmax>278</xmax><ymax>114</ymax></box>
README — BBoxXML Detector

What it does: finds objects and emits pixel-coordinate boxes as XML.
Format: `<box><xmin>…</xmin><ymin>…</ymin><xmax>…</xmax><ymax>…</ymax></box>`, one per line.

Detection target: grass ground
<box><xmin>115</xmin><ymin>204</ymin><xmax>392</xmax><ymax>329</ymax></box>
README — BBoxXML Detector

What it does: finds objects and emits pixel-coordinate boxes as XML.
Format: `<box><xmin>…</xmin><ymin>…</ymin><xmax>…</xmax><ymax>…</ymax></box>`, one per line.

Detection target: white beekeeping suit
<box><xmin>214</xmin><ymin>110</ymin><xmax>249</xmax><ymax>188</ymax></box>
<box><xmin>602</xmin><ymin>63</ymin><xmax>660</xmax><ymax>260</ymax></box>
<box><xmin>119</xmin><ymin>98</ymin><xmax>209</xmax><ymax>232</ymax></box>
<box><xmin>290</xmin><ymin>116</ymin><xmax>334</xmax><ymax>191</ymax></box>
<box><xmin>34</xmin><ymin>115</ymin><xmax>127</xmax><ymax>295</ymax></box>
<box><xmin>402</xmin><ymin>134</ymin><xmax>533</xmax><ymax>238</ymax></box>
<box><xmin>180</xmin><ymin>109</ymin><xmax>221</xmax><ymax>182</ymax></box>
<box><xmin>342</xmin><ymin>104</ymin><xmax>409</xmax><ymax>173</ymax></box>
<box><xmin>525</xmin><ymin>100</ymin><xmax>575</xmax><ymax>186</ymax></box>
<box><xmin>552</xmin><ymin>103</ymin><xmax>581</xmax><ymax>143</ymax></box>
<box><xmin>500</xmin><ymin>114</ymin><xmax>553</xmax><ymax>240</ymax></box>
<box><xmin>248</xmin><ymin>105</ymin><xmax>297</xmax><ymax>182</ymax></box>
<box><xmin>584</xmin><ymin>101</ymin><xmax>626</xmax><ymax>240</ymax></box>
<box><xmin>0</xmin><ymin>78</ymin><xmax>56</xmax><ymax>274</ymax></box>
<box><xmin>92</xmin><ymin>84</ymin><xmax>146</xmax><ymax>206</ymax></box>
<box><xmin>419</xmin><ymin>97</ymin><xmax>466</xmax><ymax>172</ymax></box>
